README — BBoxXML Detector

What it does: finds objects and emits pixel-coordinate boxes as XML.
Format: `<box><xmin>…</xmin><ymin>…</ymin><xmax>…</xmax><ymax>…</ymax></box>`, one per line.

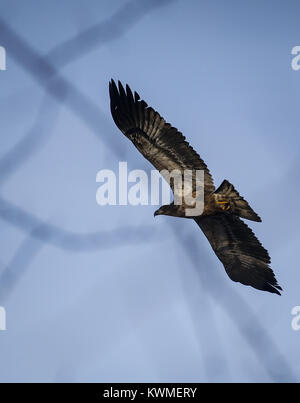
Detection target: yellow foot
<box><xmin>216</xmin><ymin>200</ymin><xmax>230</xmax><ymax>211</ymax></box>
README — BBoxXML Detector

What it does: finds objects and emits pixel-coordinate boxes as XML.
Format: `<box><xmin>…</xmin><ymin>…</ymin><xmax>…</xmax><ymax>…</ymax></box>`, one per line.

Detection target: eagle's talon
<box><xmin>216</xmin><ymin>200</ymin><xmax>230</xmax><ymax>211</ymax></box>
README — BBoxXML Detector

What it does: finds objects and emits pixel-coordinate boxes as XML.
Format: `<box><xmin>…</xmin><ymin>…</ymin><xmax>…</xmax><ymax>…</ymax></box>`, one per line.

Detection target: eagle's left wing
<box><xmin>109</xmin><ymin>79</ymin><xmax>215</xmax><ymax>196</ymax></box>
<box><xmin>195</xmin><ymin>214</ymin><xmax>282</xmax><ymax>295</ymax></box>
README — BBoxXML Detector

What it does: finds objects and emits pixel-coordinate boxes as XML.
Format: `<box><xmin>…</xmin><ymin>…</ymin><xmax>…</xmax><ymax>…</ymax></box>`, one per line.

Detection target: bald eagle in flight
<box><xmin>109</xmin><ymin>80</ymin><xmax>282</xmax><ymax>295</ymax></box>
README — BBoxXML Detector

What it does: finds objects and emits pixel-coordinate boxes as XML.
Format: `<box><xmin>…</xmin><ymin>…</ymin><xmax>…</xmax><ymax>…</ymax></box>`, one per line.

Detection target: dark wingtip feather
<box><xmin>109</xmin><ymin>78</ymin><xmax>117</xmax><ymax>89</ymax></box>
<box><xmin>126</xmin><ymin>84</ymin><xmax>134</xmax><ymax>103</ymax></box>
<box><xmin>252</xmin><ymin>213</ymin><xmax>262</xmax><ymax>223</ymax></box>
<box><xmin>264</xmin><ymin>282</ymin><xmax>282</xmax><ymax>296</ymax></box>
<box><xmin>118</xmin><ymin>80</ymin><xmax>126</xmax><ymax>97</ymax></box>
<box><xmin>109</xmin><ymin>80</ymin><xmax>114</xmax><ymax>99</ymax></box>
<box><xmin>109</xmin><ymin>79</ymin><xmax>119</xmax><ymax>99</ymax></box>
<box><xmin>134</xmin><ymin>91</ymin><xmax>140</xmax><ymax>101</ymax></box>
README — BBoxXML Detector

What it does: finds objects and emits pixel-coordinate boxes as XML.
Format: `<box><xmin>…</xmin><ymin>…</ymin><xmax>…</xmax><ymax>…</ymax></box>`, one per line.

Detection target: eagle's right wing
<box><xmin>109</xmin><ymin>80</ymin><xmax>215</xmax><ymax>195</ymax></box>
<box><xmin>195</xmin><ymin>214</ymin><xmax>282</xmax><ymax>295</ymax></box>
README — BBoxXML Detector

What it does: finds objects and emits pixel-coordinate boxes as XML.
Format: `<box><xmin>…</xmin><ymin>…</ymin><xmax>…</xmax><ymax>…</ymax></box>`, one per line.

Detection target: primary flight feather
<box><xmin>109</xmin><ymin>79</ymin><xmax>282</xmax><ymax>295</ymax></box>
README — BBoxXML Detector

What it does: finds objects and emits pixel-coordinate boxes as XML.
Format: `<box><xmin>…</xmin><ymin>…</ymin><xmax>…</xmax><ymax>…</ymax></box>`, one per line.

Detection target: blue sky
<box><xmin>0</xmin><ymin>0</ymin><xmax>299</xmax><ymax>382</ymax></box>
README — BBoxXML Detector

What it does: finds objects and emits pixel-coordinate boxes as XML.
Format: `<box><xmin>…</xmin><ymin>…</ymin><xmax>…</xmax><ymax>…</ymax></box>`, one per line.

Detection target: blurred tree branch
<box><xmin>0</xmin><ymin>197</ymin><xmax>162</xmax><ymax>252</ymax></box>
<box><xmin>47</xmin><ymin>0</ymin><xmax>175</xmax><ymax>69</ymax></box>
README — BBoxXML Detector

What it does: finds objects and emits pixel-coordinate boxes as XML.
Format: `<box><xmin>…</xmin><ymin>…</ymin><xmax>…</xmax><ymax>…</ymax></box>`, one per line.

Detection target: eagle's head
<box><xmin>154</xmin><ymin>206</ymin><xmax>168</xmax><ymax>217</ymax></box>
<box><xmin>154</xmin><ymin>204</ymin><xmax>182</xmax><ymax>217</ymax></box>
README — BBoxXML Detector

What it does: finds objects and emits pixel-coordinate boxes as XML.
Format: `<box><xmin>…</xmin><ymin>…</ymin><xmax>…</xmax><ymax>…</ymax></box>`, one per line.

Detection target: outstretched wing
<box><xmin>195</xmin><ymin>214</ymin><xmax>282</xmax><ymax>295</ymax></box>
<box><xmin>109</xmin><ymin>79</ymin><xmax>215</xmax><ymax>195</ymax></box>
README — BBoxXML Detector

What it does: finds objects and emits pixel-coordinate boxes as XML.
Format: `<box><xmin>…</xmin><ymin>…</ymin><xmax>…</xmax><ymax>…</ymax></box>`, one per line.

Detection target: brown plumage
<box><xmin>109</xmin><ymin>79</ymin><xmax>282</xmax><ymax>295</ymax></box>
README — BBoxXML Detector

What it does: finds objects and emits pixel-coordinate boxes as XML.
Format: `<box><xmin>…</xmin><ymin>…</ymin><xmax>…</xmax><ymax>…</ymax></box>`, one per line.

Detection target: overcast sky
<box><xmin>0</xmin><ymin>0</ymin><xmax>299</xmax><ymax>382</ymax></box>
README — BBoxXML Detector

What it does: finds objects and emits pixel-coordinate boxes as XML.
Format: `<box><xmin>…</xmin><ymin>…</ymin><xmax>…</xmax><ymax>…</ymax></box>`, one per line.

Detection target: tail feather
<box><xmin>215</xmin><ymin>180</ymin><xmax>261</xmax><ymax>222</ymax></box>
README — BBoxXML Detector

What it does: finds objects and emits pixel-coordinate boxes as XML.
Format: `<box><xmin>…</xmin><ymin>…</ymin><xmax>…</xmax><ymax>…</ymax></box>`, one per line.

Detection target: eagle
<box><xmin>109</xmin><ymin>79</ymin><xmax>282</xmax><ymax>295</ymax></box>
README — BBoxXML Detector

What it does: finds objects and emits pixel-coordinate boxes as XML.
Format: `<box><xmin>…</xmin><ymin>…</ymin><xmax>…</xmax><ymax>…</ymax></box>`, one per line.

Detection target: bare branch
<box><xmin>0</xmin><ymin>197</ymin><xmax>162</xmax><ymax>251</ymax></box>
